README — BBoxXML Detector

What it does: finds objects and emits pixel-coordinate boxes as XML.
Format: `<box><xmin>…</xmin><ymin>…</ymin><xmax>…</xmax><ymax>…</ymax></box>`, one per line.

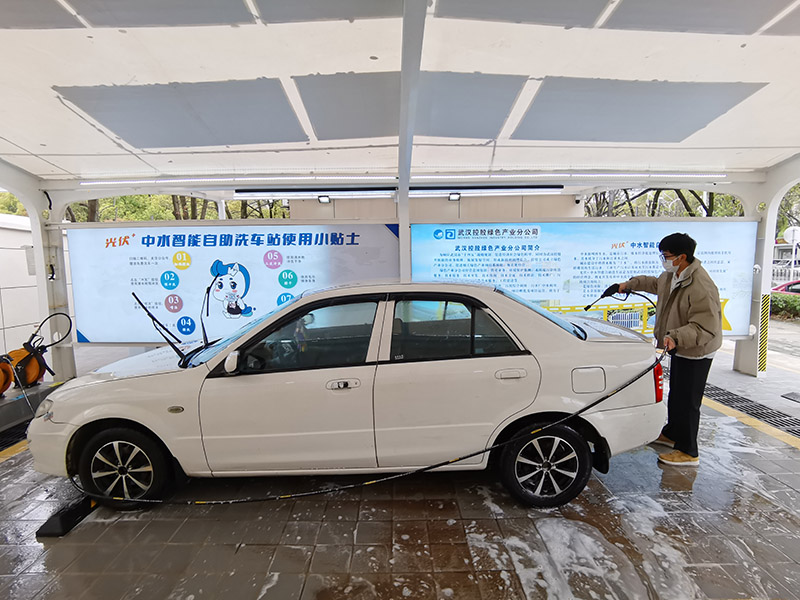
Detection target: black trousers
<box><xmin>662</xmin><ymin>356</ymin><xmax>713</xmax><ymax>458</ymax></box>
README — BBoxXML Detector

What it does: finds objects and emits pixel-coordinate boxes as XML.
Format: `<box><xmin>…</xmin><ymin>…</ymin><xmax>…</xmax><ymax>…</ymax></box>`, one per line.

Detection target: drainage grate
<box><xmin>780</xmin><ymin>392</ymin><xmax>800</xmax><ymax>404</ymax></box>
<box><xmin>0</xmin><ymin>421</ymin><xmax>29</xmax><ymax>452</ymax></box>
<box><xmin>704</xmin><ymin>383</ymin><xmax>800</xmax><ymax>438</ymax></box>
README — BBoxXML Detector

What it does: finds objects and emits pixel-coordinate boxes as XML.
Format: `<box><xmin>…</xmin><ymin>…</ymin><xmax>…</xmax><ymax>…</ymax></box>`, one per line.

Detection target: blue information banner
<box><xmin>411</xmin><ymin>221</ymin><xmax>757</xmax><ymax>336</ymax></box>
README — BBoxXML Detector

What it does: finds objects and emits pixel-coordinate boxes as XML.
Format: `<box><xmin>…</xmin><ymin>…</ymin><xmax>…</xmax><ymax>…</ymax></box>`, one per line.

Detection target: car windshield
<box><xmin>186</xmin><ymin>296</ymin><xmax>300</xmax><ymax>367</ymax></box>
<box><xmin>495</xmin><ymin>287</ymin><xmax>585</xmax><ymax>339</ymax></box>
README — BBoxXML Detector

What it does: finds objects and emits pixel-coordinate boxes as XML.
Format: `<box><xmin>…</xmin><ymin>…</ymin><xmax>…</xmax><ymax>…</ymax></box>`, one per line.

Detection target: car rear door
<box><xmin>199</xmin><ymin>296</ymin><xmax>385</xmax><ymax>472</ymax></box>
<box><xmin>372</xmin><ymin>294</ymin><xmax>541</xmax><ymax>468</ymax></box>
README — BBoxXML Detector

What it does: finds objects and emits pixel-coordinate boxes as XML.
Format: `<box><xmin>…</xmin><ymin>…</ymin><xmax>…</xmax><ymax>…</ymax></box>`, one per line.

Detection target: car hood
<box><xmin>567</xmin><ymin>316</ymin><xmax>651</xmax><ymax>343</ymax></box>
<box><xmin>56</xmin><ymin>344</ymin><xmax>198</xmax><ymax>393</ymax></box>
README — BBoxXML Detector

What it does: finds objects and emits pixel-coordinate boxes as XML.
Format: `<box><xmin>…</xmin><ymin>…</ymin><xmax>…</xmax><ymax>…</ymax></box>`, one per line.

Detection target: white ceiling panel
<box><xmin>0</xmin><ymin>2</ymin><xmax>799</xmax><ymax>188</ymax></box>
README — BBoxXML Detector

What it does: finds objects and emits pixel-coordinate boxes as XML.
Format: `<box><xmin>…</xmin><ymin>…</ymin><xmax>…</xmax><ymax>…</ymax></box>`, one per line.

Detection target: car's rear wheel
<box><xmin>499</xmin><ymin>423</ymin><xmax>592</xmax><ymax>508</ymax></box>
<box><xmin>78</xmin><ymin>428</ymin><xmax>168</xmax><ymax>508</ymax></box>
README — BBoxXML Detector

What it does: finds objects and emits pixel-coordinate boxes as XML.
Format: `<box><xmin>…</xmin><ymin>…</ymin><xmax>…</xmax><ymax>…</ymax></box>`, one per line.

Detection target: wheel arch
<box><xmin>66</xmin><ymin>418</ymin><xmax>184</xmax><ymax>478</ymax></box>
<box><xmin>489</xmin><ymin>412</ymin><xmax>611</xmax><ymax>474</ymax></box>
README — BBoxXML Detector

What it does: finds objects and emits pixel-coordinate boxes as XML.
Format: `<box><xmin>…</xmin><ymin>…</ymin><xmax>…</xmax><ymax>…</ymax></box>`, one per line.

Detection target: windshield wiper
<box><xmin>131</xmin><ymin>292</ymin><xmax>187</xmax><ymax>363</ymax></box>
<box><xmin>570</xmin><ymin>322</ymin><xmax>588</xmax><ymax>340</ymax></box>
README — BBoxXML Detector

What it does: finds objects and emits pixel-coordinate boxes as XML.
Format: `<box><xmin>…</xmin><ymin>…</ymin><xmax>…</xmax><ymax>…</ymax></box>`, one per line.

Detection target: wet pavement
<box><xmin>3</xmin><ymin>329</ymin><xmax>800</xmax><ymax>599</ymax></box>
<box><xmin>1</xmin><ymin>400</ymin><xmax>799</xmax><ymax>600</ymax></box>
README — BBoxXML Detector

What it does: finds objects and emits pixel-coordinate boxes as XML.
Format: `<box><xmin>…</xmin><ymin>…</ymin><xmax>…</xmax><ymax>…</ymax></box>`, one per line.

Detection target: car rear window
<box><xmin>494</xmin><ymin>287</ymin><xmax>584</xmax><ymax>339</ymax></box>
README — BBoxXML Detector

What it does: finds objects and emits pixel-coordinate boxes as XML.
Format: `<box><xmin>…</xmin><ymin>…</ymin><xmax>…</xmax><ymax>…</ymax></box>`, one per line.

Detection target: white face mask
<box><xmin>660</xmin><ymin>255</ymin><xmax>680</xmax><ymax>273</ymax></box>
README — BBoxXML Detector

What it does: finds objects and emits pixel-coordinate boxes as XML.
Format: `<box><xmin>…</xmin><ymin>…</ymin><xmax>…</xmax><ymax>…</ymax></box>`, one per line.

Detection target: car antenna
<box><xmin>131</xmin><ymin>292</ymin><xmax>186</xmax><ymax>362</ymax></box>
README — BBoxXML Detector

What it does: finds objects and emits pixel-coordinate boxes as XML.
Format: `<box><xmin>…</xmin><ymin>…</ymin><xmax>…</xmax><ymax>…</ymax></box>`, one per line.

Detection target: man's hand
<box><xmin>663</xmin><ymin>336</ymin><xmax>676</xmax><ymax>352</ymax></box>
<box><xmin>618</xmin><ymin>281</ymin><xmax>628</xmax><ymax>292</ymax></box>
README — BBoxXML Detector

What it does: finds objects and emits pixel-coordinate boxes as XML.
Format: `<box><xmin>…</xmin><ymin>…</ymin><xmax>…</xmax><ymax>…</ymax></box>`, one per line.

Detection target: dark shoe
<box><xmin>651</xmin><ymin>433</ymin><xmax>675</xmax><ymax>449</ymax></box>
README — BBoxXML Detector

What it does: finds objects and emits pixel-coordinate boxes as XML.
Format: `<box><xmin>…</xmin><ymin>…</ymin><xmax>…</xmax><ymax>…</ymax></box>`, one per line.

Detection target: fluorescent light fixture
<box><xmin>77</xmin><ymin>172</ymin><xmax>727</xmax><ymax>188</ymax></box>
<box><xmin>318</xmin><ymin>195</ymin><xmax>331</xmax><ymax>204</ymax></box>
<box><xmin>412</xmin><ymin>172</ymin><xmax>727</xmax><ymax>181</ymax></box>
<box><xmin>233</xmin><ymin>190</ymin><xmax>395</xmax><ymax>200</ymax></box>
<box><xmin>410</xmin><ymin>188</ymin><xmax>562</xmax><ymax>198</ymax></box>
<box><xmin>80</xmin><ymin>174</ymin><xmax>397</xmax><ymax>187</ymax></box>
<box><xmin>448</xmin><ymin>192</ymin><xmax>461</xmax><ymax>202</ymax></box>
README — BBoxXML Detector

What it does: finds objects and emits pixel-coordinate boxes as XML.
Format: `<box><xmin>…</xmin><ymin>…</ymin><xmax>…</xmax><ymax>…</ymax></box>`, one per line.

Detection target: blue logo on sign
<box><xmin>445</xmin><ymin>229</ymin><xmax>456</xmax><ymax>240</ymax></box>
<box><xmin>277</xmin><ymin>293</ymin><xmax>294</xmax><ymax>306</ymax></box>
<box><xmin>177</xmin><ymin>316</ymin><xmax>195</xmax><ymax>336</ymax></box>
<box><xmin>160</xmin><ymin>271</ymin><xmax>179</xmax><ymax>290</ymax></box>
<box><xmin>433</xmin><ymin>229</ymin><xmax>444</xmax><ymax>239</ymax></box>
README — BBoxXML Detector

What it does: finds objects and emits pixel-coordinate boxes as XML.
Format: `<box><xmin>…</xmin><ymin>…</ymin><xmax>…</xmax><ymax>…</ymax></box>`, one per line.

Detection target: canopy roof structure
<box><xmin>2</xmin><ymin>0</ymin><xmax>800</xmax><ymax>197</ymax></box>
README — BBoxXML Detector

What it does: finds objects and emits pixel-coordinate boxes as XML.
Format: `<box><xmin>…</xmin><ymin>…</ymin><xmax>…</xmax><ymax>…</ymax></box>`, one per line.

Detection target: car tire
<box><xmin>499</xmin><ymin>423</ymin><xmax>592</xmax><ymax>508</ymax></box>
<box><xmin>78</xmin><ymin>427</ymin><xmax>169</xmax><ymax>508</ymax></box>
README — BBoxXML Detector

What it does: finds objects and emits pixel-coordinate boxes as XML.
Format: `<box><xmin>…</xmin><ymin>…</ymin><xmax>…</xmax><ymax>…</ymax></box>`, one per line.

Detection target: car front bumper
<box><xmin>584</xmin><ymin>401</ymin><xmax>667</xmax><ymax>457</ymax></box>
<box><xmin>26</xmin><ymin>417</ymin><xmax>77</xmax><ymax>477</ymax></box>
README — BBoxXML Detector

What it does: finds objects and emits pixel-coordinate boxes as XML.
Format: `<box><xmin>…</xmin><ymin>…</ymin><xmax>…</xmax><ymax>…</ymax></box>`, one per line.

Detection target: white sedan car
<box><xmin>28</xmin><ymin>283</ymin><xmax>665</xmax><ymax>508</ymax></box>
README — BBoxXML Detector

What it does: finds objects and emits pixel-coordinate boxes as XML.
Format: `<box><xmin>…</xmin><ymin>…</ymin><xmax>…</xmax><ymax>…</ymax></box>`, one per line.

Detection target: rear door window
<box><xmin>391</xmin><ymin>298</ymin><xmax>519</xmax><ymax>362</ymax></box>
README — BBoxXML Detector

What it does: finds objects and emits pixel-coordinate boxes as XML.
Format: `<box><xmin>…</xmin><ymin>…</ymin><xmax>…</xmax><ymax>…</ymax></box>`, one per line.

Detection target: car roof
<box><xmin>300</xmin><ymin>280</ymin><xmax>499</xmax><ymax>300</ymax></box>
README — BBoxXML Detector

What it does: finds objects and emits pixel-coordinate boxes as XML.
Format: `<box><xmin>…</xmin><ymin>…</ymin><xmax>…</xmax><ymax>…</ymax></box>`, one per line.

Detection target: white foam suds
<box><xmin>256</xmin><ymin>573</ymin><xmax>279</xmax><ymax>600</ymax></box>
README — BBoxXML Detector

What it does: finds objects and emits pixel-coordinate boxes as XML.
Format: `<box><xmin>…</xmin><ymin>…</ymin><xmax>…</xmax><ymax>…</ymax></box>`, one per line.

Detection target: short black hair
<box><xmin>659</xmin><ymin>233</ymin><xmax>697</xmax><ymax>263</ymax></box>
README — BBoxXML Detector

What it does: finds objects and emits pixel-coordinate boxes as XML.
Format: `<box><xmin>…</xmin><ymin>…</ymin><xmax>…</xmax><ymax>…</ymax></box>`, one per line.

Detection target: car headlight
<box><xmin>34</xmin><ymin>399</ymin><xmax>53</xmax><ymax>419</ymax></box>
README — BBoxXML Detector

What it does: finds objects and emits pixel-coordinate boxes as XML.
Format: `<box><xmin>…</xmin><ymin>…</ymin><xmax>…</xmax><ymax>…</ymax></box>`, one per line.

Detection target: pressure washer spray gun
<box><xmin>583</xmin><ymin>284</ymin><xmax>674</xmax><ymax>355</ymax></box>
<box><xmin>584</xmin><ymin>283</ymin><xmax>630</xmax><ymax>312</ymax></box>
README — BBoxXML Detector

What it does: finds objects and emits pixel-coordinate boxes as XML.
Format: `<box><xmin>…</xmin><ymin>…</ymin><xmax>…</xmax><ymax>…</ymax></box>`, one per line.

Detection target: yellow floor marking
<box><xmin>703</xmin><ymin>397</ymin><xmax>800</xmax><ymax>450</ymax></box>
<box><xmin>0</xmin><ymin>440</ymin><xmax>28</xmax><ymax>465</ymax></box>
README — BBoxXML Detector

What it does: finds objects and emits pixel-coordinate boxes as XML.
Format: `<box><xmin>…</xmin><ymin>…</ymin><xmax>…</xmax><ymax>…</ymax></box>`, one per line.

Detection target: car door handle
<box><xmin>326</xmin><ymin>379</ymin><xmax>361</xmax><ymax>390</ymax></box>
<box><xmin>495</xmin><ymin>369</ymin><xmax>526</xmax><ymax>380</ymax></box>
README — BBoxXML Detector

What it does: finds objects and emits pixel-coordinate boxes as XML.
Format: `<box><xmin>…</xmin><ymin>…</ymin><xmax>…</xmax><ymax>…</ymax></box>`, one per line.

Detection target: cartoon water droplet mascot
<box><xmin>210</xmin><ymin>260</ymin><xmax>255</xmax><ymax>319</ymax></box>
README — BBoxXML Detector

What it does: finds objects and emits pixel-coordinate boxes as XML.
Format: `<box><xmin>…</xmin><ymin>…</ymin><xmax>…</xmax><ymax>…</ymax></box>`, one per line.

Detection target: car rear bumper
<box><xmin>583</xmin><ymin>401</ymin><xmax>666</xmax><ymax>456</ymax></box>
<box><xmin>26</xmin><ymin>418</ymin><xmax>76</xmax><ymax>477</ymax></box>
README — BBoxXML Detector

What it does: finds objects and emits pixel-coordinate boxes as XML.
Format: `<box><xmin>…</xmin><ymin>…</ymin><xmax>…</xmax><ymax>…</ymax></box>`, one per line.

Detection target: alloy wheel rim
<box><xmin>514</xmin><ymin>435</ymin><xmax>579</xmax><ymax>497</ymax></box>
<box><xmin>90</xmin><ymin>441</ymin><xmax>154</xmax><ymax>499</ymax></box>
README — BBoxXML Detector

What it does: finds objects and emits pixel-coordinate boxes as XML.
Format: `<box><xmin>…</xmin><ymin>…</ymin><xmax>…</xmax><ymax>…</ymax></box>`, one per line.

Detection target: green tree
<box><xmin>66</xmin><ymin>195</ymin><xmax>221</xmax><ymax>222</ymax></box>
<box><xmin>0</xmin><ymin>192</ymin><xmax>27</xmax><ymax>216</ymax></box>
<box><xmin>776</xmin><ymin>183</ymin><xmax>800</xmax><ymax>240</ymax></box>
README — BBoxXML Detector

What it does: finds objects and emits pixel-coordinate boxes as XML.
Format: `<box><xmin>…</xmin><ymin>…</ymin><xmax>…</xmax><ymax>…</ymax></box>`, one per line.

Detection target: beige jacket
<box><xmin>625</xmin><ymin>259</ymin><xmax>722</xmax><ymax>358</ymax></box>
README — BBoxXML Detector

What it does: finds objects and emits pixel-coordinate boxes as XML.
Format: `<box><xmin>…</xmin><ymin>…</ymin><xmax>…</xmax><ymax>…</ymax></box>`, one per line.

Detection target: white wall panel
<box><xmin>522</xmin><ymin>195</ymin><xmax>582</xmax><ymax>219</ymax></box>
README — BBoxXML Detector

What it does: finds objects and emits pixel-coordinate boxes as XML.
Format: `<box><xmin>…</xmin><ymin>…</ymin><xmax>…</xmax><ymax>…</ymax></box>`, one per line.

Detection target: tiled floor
<box><xmin>1</xmin><ymin>404</ymin><xmax>799</xmax><ymax>599</ymax></box>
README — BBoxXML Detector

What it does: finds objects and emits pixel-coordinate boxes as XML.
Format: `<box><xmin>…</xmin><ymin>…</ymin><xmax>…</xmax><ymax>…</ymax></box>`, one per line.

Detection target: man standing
<box><xmin>614</xmin><ymin>233</ymin><xmax>722</xmax><ymax>466</ymax></box>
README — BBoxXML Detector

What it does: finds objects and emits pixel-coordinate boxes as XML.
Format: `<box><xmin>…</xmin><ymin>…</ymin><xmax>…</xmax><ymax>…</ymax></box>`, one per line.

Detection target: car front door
<box><xmin>199</xmin><ymin>297</ymin><xmax>385</xmax><ymax>473</ymax></box>
<box><xmin>373</xmin><ymin>295</ymin><xmax>541</xmax><ymax>468</ymax></box>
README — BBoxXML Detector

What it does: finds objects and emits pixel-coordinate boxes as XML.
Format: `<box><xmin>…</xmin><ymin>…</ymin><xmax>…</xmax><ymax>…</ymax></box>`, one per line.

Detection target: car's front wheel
<box><xmin>78</xmin><ymin>427</ymin><xmax>169</xmax><ymax>508</ymax></box>
<box><xmin>499</xmin><ymin>423</ymin><xmax>592</xmax><ymax>508</ymax></box>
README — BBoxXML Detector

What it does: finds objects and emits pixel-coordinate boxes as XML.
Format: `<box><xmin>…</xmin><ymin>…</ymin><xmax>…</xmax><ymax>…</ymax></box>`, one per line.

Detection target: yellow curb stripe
<box><xmin>0</xmin><ymin>441</ymin><xmax>28</xmax><ymax>464</ymax></box>
<box><xmin>703</xmin><ymin>397</ymin><xmax>800</xmax><ymax>450</ymax></box>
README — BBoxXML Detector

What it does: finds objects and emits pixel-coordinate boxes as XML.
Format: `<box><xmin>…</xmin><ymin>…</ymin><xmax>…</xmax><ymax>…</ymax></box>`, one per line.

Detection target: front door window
<box><xmin>241</xmin><ymin>301</ymin><xmax>378</xmax><ymax>373</ymax></box>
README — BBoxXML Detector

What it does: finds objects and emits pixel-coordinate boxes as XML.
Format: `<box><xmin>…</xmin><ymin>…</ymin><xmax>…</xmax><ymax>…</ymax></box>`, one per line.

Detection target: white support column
<box><xmin>0</xmin><ymin>159</ymin><xmax>77</xmax><ymax>381</ymax></box>
<box><xmin>396</xmin><ymin>0</ymin><xmax>427</xmax><ymax>282</ymax></box>
<box><xmin>730</xmin><ymin>156</ymin><xmax>800</xmax><ymax>375</ymax></box>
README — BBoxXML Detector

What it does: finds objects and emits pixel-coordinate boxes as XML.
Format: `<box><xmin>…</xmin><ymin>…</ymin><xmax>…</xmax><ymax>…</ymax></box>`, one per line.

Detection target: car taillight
<box><xmin>654</xmin><ymin>362</ymin><xmax>664</xmax><ymax>403</ymax></box>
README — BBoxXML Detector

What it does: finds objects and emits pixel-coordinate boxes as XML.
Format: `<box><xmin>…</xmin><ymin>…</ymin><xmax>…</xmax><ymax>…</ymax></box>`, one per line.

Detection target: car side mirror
<box><xmin>224</xmin><ymin>351</ymin><xmax>240</xmax><ymax>374</ymax></box>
